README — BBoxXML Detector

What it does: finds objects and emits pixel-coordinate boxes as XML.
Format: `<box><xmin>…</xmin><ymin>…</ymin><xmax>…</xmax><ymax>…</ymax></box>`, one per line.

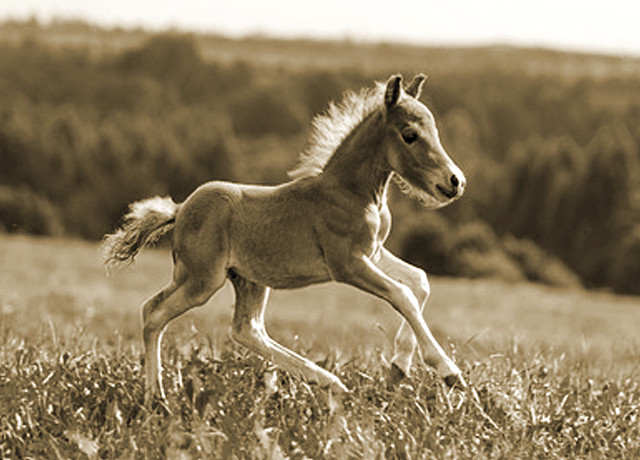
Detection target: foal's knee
<box><xmin>411</xmin><ymin>269</ymin><xmax>430</xmax><ymax>305</ymax></box>
<box><xmin>183</xmin><ymin>277</ymin><xmax>218</xmax><ymax>307</ymax></box>
<box><xmin>231</xmin><ymin>320</ymin><xmax>262</xmax><ymax>348</ymax></box>
<box><xmin>141</xmin><ymin>294</ymin><xmax>164</xmax><ymax>334</ymax></box>
<box><xmin>231</xmin><ymin>309</ymin><xmax>263</xmax><ymax>347</ymax></box>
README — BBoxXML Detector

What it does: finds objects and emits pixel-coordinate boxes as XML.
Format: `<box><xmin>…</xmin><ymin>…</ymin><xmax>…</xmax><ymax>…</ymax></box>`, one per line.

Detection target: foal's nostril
<box><xmin>451</xmin><ymin>174</ymin><xmax>459</xmax><ymax>188</ymax></box>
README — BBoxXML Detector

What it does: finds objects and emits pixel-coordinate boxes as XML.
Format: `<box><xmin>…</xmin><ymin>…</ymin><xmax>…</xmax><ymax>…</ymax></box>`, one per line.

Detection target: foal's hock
<box><xmin>102</xmin><ymin>74</ymin><xmax>466</xmax><ymax>403</ymax></box>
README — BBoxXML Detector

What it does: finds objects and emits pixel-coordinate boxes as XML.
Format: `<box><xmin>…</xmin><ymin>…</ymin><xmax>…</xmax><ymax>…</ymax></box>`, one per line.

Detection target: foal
<box><xmin>103</xmin><ymin>74</ymin><xmax>466</xmax><ymax>402</ymax></box>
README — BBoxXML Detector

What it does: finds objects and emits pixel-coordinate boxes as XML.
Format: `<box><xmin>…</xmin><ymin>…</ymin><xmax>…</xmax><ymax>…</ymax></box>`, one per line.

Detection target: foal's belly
<box><xmin>227</xmin><ymin>204</ymin><xmax>333</xmax><ymax>289</ymax></box>
<box><xmin>232</xmin><ymin>263</ymin><xmax>332</xmax><ymax>290</ymax></box>
<box><xmin>229</xmin><ymin>240</ymin><xmax>332</xmax><ymax>290</ymax></box>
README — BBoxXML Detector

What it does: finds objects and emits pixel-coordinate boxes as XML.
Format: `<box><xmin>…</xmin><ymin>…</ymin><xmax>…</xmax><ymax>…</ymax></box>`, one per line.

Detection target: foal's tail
<box><xmin>101</xmin><ymin>196</ymin><xmax>179</xmax><ymax>269</ymax></box>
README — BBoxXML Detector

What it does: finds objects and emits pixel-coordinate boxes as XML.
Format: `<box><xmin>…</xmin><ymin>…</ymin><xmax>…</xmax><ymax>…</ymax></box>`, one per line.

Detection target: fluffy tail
<box><xmin>101</xmin><ymin>196</ymin><xmax>179</xmax><ymax>269</ymax></box>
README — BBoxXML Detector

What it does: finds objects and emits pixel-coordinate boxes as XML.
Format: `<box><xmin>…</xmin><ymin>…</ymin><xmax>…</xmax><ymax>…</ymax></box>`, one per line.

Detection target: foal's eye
<box><xmin>402</xmin><ymin>132</ymin><xmax>419</xmax><ymax>145</ymax></box>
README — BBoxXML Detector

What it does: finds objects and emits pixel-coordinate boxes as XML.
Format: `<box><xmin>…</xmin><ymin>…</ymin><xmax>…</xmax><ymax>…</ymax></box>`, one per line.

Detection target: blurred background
<box><xmin>0</xmin><ymin>0</ymin><xmax>639</xmax><ymax>296</ymax></box>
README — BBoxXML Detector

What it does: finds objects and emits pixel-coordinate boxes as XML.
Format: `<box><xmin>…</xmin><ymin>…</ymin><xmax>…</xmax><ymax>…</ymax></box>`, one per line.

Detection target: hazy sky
<box><xmin>1</xmin><ymin>0</ymin><xmax>639</xmax><ymax>56</ymax></box>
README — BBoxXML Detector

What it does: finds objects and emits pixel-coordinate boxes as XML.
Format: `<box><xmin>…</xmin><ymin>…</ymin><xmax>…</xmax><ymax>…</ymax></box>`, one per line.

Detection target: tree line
<box><xmin>1</xmin><ymin>31</ymin><xmax>639</xmax><ymax>294</ymax></box>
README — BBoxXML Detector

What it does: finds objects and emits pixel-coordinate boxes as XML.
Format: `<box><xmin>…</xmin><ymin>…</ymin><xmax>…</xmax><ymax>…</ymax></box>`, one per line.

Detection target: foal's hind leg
<box><xmin>142</xmin><ymin>260</ymin><xmax>226</xmax><ymax>403</ymax></box>
<box><xmin>229</xmin><ymin>273</ymin><xmax>348</xmax><ymax>393</ymax></box>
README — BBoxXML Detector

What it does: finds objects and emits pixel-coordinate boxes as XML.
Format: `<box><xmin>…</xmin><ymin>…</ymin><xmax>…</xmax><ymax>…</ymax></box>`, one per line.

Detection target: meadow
<box><xmin>2</xmin><ymin>235</ymin><xmax>640</xmax><ymax>459</ymax></box>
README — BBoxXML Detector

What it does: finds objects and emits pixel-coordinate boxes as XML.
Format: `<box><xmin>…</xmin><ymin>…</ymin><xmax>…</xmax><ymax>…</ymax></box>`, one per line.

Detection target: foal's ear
<box><xmin>384</xmin><ymin>75</ymin><xmax>403</xmax><ymax>110</ymax></box>
<box><xmin>405</xmin><ymin>74</ymin><xmax>427</xmax><ymax>99</ymax></box>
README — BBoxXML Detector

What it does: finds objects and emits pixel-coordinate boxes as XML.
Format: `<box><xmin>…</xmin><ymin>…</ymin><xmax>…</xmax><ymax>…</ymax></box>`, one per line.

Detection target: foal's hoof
<box><xmin>144</xmin><ymin>390</ymin><xmax>171</xmax><ymax>414</ymax></box>
<box><xmin>146</xmin><ymin>396</ymin><xmax>171</xmax><ymax>415</ymax></box>
<box><xmin>331</xmin><ymin>378</ymin><xmax>349</xmax><ymax>394</ymax></box>
<box><xmin>388</xmin><ymin>363</ymin><xmax>407</xmax><ymax>387</ymax></box>
<box><xmin>443</xmin><ymin>373</ymin><xmax>467</xmax><ymax>390</ymax></box>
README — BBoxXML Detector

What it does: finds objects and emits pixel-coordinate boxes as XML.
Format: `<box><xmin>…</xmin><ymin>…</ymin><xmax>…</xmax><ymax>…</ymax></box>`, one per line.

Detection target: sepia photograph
<box><xmin>1</xmin><ymin>0</ymin><xmax>639</xmax><ymax>458</ymax></box>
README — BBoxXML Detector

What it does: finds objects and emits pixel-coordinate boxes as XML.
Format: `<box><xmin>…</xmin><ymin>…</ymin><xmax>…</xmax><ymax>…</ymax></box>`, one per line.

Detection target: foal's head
<box><xmin>382</xmin><ymin>74</ymin><xmax>465</xmax><ymax>208</ymax></box>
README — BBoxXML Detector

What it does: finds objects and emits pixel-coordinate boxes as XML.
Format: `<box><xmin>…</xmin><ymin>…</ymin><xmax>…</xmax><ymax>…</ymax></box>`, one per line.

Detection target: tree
<box><xmin>574</xmin><ymin>121</ymin><xmax>639</xmax><ymax>285</ymax></box>
<box><xmin>609</xmin><ymin>225</ymin><xmax>640</xmax><ymax>295</ymax></box>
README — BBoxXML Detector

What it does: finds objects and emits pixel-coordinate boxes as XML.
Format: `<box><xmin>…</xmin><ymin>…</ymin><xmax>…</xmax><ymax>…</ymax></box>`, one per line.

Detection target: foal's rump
<box><xmin>174</xmin><ymin>180</ymin><xmax>332</xmax><ymax>289</ymax></box>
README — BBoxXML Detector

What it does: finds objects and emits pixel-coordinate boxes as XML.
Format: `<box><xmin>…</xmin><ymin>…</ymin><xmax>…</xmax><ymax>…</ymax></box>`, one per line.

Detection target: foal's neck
<box><xmin>321</xmin><ymin>110</ymin><xmax>392</xmax><ymax>206</ymax></box>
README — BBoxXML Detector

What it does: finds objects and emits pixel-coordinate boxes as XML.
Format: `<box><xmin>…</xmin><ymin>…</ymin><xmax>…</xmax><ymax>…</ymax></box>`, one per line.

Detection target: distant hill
<box><xmin>2</xmin><ymin>18</ymin><xmax>640</xmax><ymax>80</ymax></box>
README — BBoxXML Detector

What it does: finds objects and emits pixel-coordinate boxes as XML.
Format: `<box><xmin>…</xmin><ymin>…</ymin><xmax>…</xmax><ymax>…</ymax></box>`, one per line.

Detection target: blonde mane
<box><xmin>288</xmin><ymin>82</ymin><xmax>385</xmax><ymax>179</ymax></box>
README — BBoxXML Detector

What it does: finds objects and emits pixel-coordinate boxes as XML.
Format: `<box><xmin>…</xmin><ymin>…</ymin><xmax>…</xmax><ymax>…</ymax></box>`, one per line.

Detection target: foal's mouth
<box><xmin>435</xmin><ymin>184</ymin><xmax>458</xmax><ymax>200</ymax></box>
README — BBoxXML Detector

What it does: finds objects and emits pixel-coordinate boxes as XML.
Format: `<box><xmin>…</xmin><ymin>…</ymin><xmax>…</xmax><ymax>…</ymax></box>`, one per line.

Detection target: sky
<box><xmin>1</xmin><ymin>0</ymin><xmax>639</xmax><ymax>56</ymax></box>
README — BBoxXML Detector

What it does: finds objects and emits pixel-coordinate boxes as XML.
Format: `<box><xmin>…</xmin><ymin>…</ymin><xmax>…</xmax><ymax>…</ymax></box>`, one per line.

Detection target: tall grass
<box><xmin>3</xmin><ymin>321</ymin><xmax>640</xmax><ymax>458</ymax></box>
<box><xmin>1</xmin><ymin>236</ymin><xmax>640</xmax><ymax>458</ymax></box>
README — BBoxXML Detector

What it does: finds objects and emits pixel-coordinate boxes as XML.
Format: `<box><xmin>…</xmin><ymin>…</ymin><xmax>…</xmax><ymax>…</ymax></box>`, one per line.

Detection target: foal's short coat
<box><xmin>103</xmin><ymin>74</ymin><xmax>466</xmax><ymax>402</ymax></box>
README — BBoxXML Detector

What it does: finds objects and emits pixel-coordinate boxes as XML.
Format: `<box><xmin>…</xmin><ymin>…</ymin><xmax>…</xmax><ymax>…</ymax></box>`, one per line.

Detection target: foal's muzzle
<box><xmin>436</xmin><ymin>172</ymin><xmax>465</xmax><ymax>201</ymax></box>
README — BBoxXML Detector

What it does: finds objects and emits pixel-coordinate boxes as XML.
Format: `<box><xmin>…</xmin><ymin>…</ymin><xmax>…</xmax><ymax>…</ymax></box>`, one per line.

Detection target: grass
<box><xmin>1</xmin><ymin>235</ymin><xmax>640</xmax><ymax>459</ymax></box>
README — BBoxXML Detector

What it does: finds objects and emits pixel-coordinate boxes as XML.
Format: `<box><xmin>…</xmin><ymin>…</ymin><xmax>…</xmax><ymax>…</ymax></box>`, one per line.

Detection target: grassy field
<box><xmin>1</xmin><ymin>235</ymin><xmax>640</xmax><ymax>459</ymax></box>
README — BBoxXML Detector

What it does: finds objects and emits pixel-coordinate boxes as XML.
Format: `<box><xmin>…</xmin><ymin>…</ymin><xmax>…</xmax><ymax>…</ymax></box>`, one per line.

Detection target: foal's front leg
<box><xmin>329</xmin><ymin>250</ymin><xmax>464</xmax><ymax>387</ymax></box>
<box><xmin>229</xmin><ymin>273</ymin><xmax>348</xmax><ymax>393</ymax></box>
<box><xmin>375</xmin><ymin>249</ymin><xmax>456</xmax><ymax>382</ymax></box>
